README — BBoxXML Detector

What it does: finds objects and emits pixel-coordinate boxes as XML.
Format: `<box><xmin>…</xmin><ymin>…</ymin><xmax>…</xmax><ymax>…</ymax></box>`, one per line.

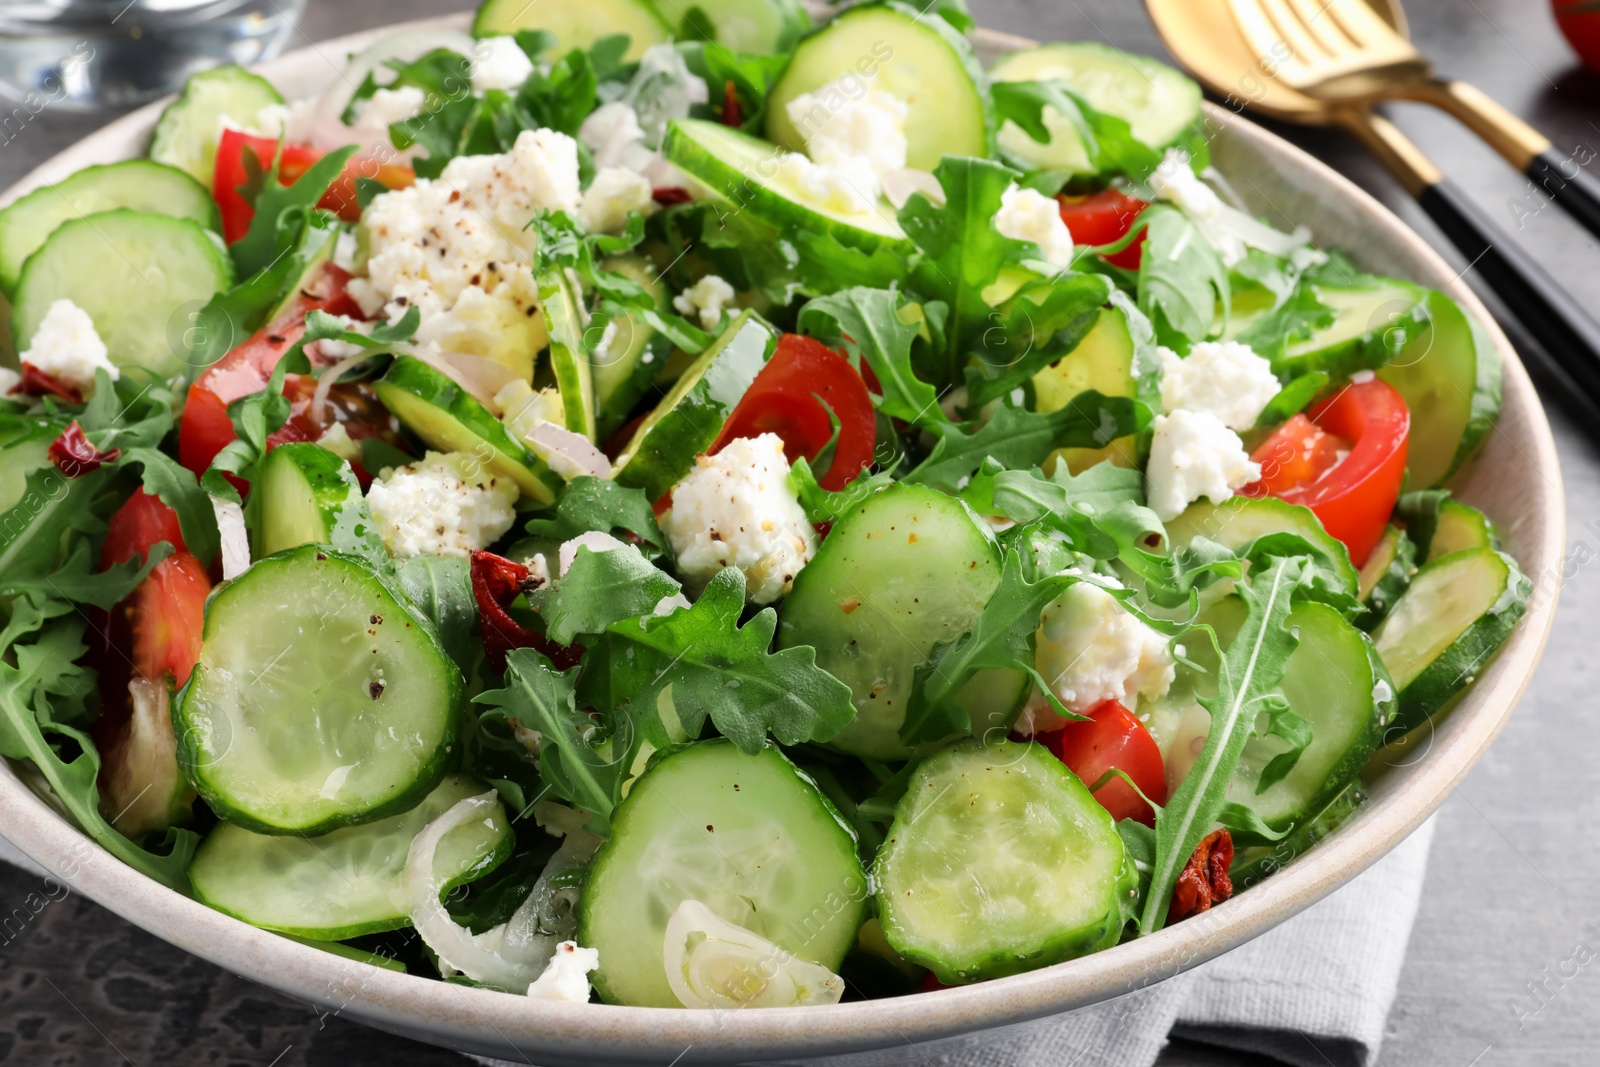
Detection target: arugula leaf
<box><xmin>900</xmin><ymin>156</ymin><xmax>1032</xmax><ymax>387</ymax></box>
<box><xmin>680</xmin><ymin>42</ymin><xmax>790</xmax><ymax>131</ymax></box>
<box><xmin>602</xmin><ymin>568</ymin><xmax>856</xmax><ymax>753</ymax></box>
<box><xmin>1</xmin><ymin>539</ymin><xmax>171</xmax><ymax>610</ymax></box>
<box><xmin>200</xmin><ymin>346</ymin><xmax>309</xmax><ymax>503</ymax></box>
<box><xmin>523</xmin><ymin>476</ymin><xmax>671</xmax><ymax>561</ymax></box>
<box><xmin>0</xmin><ymin>467</ymin><xmax>114</xmax><ymax>597</ymax></box>
<box><xmin>184</xmin><ymin>225</ymin><xmax>326</xmax><ymax>372</ymax></box>
<box><xmin>533</xmin><ymin>545</ymin><xmax>681</xmax><ymax>645</ymax></box>
<box><xmin>796</xmin><ymin>287</ymin><xmax>948</xmax><ymax>429</ymax></box>
<box><xmin>965</xmin><ymin>272</ymin><xmax>1112</xmax><ymax>407</ymax></box>
<box><xmin>513</xmin><ymin>45</ymin><xmax>602</xmax><ymax>136</ymax></box>
<box><xmin>1233</xmin><ymin>281</ymin><xmax>1334</xmax><ymax>363</ymax></box>
<box><xmin>788</xmin><ymin>456</ymin><xmax>895</xmax><ymax>525</ymax></box>
<box><xmin>1140</xmin><ymin>555</ymin><xmax>1312</xmax><ymax>933</ymax></box>
<box><xmin>395</xmin><ymin>555</ymin><xmax>479</xmax><ymax>671</ymax></box>
<box><xmin>231</xmin><ymin>146</ymin><xmax>359</xmax><ymax>279</ymax></box>
<box><xmin>1136</xmin><ymin>204</ymin><xmax>1229</xmax><ymax>350</ymax></box>
<box><xmin>904</xmin><ymin>391</ymin><xmax>1151</xmax><ymax>491</ymax></box>
<box><xmin>0</xmin><ymin>597</ymin><xmax>198</xmax><ymax>892</ymax></box>
<box><xmin>1254</xmin><ymin>372</ymin><xmax>1328</xmax><ymax>428</ymax></box>
<box><xmin>119</xmin><ymin>448</ymin><xmax>219</xmax><ymax>568</ymax></box>
<box><xmin>991</xmin><ymin>80</ymin><xmax>1162</xmax><ymax>179</ymax></box>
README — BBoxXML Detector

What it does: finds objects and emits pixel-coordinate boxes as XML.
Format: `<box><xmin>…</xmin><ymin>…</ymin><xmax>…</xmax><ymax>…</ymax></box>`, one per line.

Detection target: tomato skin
<box><xmin>712</xmin><ymin>334</ymin><xmax>877</xmax><ymax>491</ymax></box>
<box><xmin>1554</xmin><ymin>0</ymin><xmax>1600</xmax><ymax>70</ymax></box>
<box><xmin>101</xmin><ymin>489</ymin><xmax>187</xmax><ymax>568</ymax></box>
<box><xmin>212</xmin><ymin>128</ymin><xmax>414</xmax><ymax>243</ymax></box>
<box><xmin>96</xmin><ymin>491</ymin><xmax>212</xmax><ymax>687</ymax></box>
<box><xmin>1246</xmin><ymin>378</ymin><xmax>1410</xmax><ymax>567</ymax></box>
<box><xmin>1057</xmin><ymin>189</ymin><xmax>1149</xmax><ymax>270</ymax></box>
<box><xmin>1247</xmin><ymin>413</ymin><xmax>1351</xmax><ymax>497</ymax></box>
<box><xmin>1043</xmin><ymin>699</ymin><xmax>1167</xmax><ymax>826</ymax></box>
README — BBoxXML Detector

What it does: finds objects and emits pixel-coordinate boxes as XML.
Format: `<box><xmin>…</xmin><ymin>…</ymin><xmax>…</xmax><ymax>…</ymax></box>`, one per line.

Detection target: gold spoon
<box><xmin>1146</xmin><ymin>0</ymin><xmax>1600</xmax><ymax>407</ymax></box>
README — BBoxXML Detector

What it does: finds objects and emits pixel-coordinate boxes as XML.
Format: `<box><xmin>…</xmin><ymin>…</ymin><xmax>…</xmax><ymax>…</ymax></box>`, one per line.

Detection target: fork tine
<box><xmin>1284</xmin><ymin>0</ymin><xmax>1359</xmax><ymax>57</ymax></box>
<box><xmin>1228</xmin><ymin>0</ymin><xmax>1309</xmax><ymax>72</ymax></box>
<box><xmin>1259</xmin><ymin>0</ymin><xmax>1337</xmax><ymax>62</ymax></box>
<box><xmin>1321</xmin><ymin>0</ymin><xmax>1422</xmax><ymax>59</ymax></box>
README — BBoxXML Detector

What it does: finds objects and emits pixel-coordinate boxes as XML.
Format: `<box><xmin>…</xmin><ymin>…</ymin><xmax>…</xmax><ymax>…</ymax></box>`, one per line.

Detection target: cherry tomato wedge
<box><xmin>712</xmin><ymin>333</ymin><xmax>876</xmax><ymax>491</ymax></box>
<box><xmin>1244</xmin><ymin>377</ymin><xmax>1409</xmax><ymax>567</ymax></box>
<box><xmin>1043</xmin><ymin>699</ymin><xmax>1167</xmax><ymax>826</ymax></box>
<box><xmin>212</xmin><ymin>128</ymin><xmax>415</xmax><ymax>243</ymax></box>
<box><xmin>96</xmin><ymin>490</ymin><xmax>212</xmax><ymax>688</ymax></box>
<box><xmin>1248</xmin><ymin>413</ymin><xmax>1350</xmax><ymax>498</ymax></box>
<box><xmin>1057</xmin><ymin>189</ymin><xmax>1149</xmax><ymax>270</ymax></box>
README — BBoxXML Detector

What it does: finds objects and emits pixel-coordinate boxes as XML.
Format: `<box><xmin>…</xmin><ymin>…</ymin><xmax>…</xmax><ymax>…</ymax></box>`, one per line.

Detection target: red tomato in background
<box><xmin>1057</xmin><ymin>189</ymin><xmax>1149</xmax><ymax>270</ymax></box>
<box><xmin>212</xmin><ymin>128</ymin><xmax>415</xmax><ymax>243</ymax></box>
<box><xmin>1554</xmin><ymin>0</ymin><xmax>1600</xmax><ymax>71</ymax></box>
<box><xmin>1043</xmin><ymin>699</ymin><xmax>1167</xmax><ymax>826</ymax></box>
<box><xmin>712</xmin><ymin>334</ymin><xmax>877</xmax><ymax>491</ymax></box>
<box><xmin>1244</xmin><ymin>377</ymin><xmax>1410</xmax><ymax>567</ymax></box>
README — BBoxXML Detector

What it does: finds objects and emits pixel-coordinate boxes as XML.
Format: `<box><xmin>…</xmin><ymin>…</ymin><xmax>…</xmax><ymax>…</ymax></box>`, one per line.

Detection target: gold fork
<box><xmin>1228</xmin><ymin>0</ymin><xmax>1600</xmax><ymax>237</ymax></box>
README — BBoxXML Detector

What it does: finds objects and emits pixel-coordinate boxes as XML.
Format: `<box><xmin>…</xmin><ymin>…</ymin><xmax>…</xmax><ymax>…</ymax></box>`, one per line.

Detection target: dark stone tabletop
<box><xmin>3</xmin><ymin>0</ymin><xmax>1599</xmax><ymax>1064</ymax></box>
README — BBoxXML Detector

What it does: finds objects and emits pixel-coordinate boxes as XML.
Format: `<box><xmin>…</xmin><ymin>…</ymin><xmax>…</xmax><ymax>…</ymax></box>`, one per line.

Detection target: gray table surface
<box><xmin>1</xmin><ymin>0</ymin><xmax>1597</xmax><ymax>1064</ymax></box>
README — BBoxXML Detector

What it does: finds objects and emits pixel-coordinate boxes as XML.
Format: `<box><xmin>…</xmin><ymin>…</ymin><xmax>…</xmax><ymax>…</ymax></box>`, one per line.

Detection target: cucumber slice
<box><xmin>594</xmin><ymin>255</ymin><xmax>673</xmax><ymax>439</ymax></box>
<box><xmin>1357</xmin><ymin>525</ymin><xmax>1415</xmax><ymax>631</ymax></box>
<box><xmin>777</xmin><ymin>483</ymin><xmax>1029</xmax><ymax>760</ymax></box>
<box><xmin>1192</xmin><ymin>598</ymin><xmax>1392</xmax><ymax>831</ymax></box>
<box><xmin>664</xmin><ymin>119</ymin><xmax>911</xmax><ymax>255</ymax></box>
<box><xmin>0</xmin><ymin>418</ymin><xmax>62</xmax><ymax>513</ymax></box>
<box><xmin>578</xmin><ymin>740</ymin><xmax>867</xmax><ymax>1008</ymax></box>
<box><xmin>150</xmin><ymin>64</ymin><xmax>285</xmax><ymax>184</ymax></box>
<box><xmin>176</xmin><ymin>544</ymin><xmax>463</xmax><ymax>835</ymax></box>
<box><xmin>1269</xmin><ymin>278</ymin><xmax>1428</xmax><ymax>382</ymax></box>
<box><xmin>765</xmin><ymin>1</ymin><xmax>993</xmax><ymax>172</ymax></box>
<box><xmin>373</xmin><ymin>356</ymin><xmax>561</xmax><ymax>504</ymax></box>
<box><xmin>678</xmin><ymin>0</ymin><xmax>811</xmax><ymax>52</ymax></box>
<box><xmin>539</xmin><ymin>268</ymin><xmax>597</xmax><ymax>442</ymax></box>
<box><xmin>11</xmin><ymin>210</ymin><xmax>234</xmax><ymax>379</ymax></box>
<box><xmin>1161</xmin><ymin>496</ymin><xmax>1358</xmax><ymax>595</ymax></box>
<box><xmin>251</xmin><ymin>443</ymin><xmax>388</xmax><ymax>566</ymax></box>
<box><xmin>1397</xmin><ymin>492</ymin><xmax>1496</xmax><ymax>564</ymax></box>
<box><xmin>1032</xmin><ymin>301</ymin><xmax>1153</xmax><ymax>473</ymax></box>
<box><xmin>612</xmin><ymin>311</ymin><xmax>775</xmax><ymax>500</ymax></box>
<box><xmin>874</xmin><ymin>739</ymin><xmax>1134</xmax><ymax>983</ymax></box>
<box><xmin>1370</xmin><ymin>547</ymin><xmax>1531</xmax><ymax>733</ymax></box>
<box><xmin>1378</xmin><ymin>291</ymin><xmax>1502</xmax><ymax>489</ymax></box>
<box><xmin>472</xmin><ymin>0</ymin><xmax>671</xmax><ymax>61</ymax></box>
<box><xmin>1232</xmin><ymin>782</ymin><xmax>1363</xmax><ymax>891</ymax></box>
<box><xmin>990</xmin><ymin>42</ymin><xmax>1202</xmax><ymax>176</ymax></box>
<box><xmin>0</xmin><ymin>161</ymin><xmax>220</xmax><ymax>299</ymax></box>
<box><xmin>191</xmin><ymin>775</ymin><xmax>513</xmax><ymax>940</ymax></box>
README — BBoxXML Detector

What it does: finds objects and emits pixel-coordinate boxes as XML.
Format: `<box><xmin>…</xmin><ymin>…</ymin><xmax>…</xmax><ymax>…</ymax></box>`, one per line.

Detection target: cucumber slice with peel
<box><xmin>1032</xmin><ymin>301</ymin><xmax>1153</xmax><ymax>473</ymax></box>
<box><xmin>176</xmin><ymin>544</ymin><xmax>463</xmax><ymax>835</ymax></box>
<box><xmin>1357</xmin><ymin>525</ymin><xmax>1416</xmax><ymax>631</ymax></box>
<box><xmin>677</xmin><ymin>0</ymin><xmax>811</xmax><ymax>52</ymax></box>
<box><xmin>874</xmin><ymin>739</ymin><xmax>1134</xmax><ymax>983</ymax></box>
<box><xmin>594</xmin><ymin>255</ymin><xmax>673</xmax><ymax>439</ymax></box>
<box><xmin>539</xmin><ymin>268</ymin><xmax>597</xmax><ymax>442</ymax></box>
<box><xmin>12</xmin><ymin>210</ymin><xmax>234</xmax><ymax>379</ymax></box>
<box><xmin>776</xmin><ymin>483</ymin><xmax>1029</xmax><ymax>760</ymax></box>
<box><xmin>0</xmin><ymin>160</ymin><xmax>219</xmax><ymax>298</ymax></box>
<box><xmin>1161</xmin><ymin>496</ymin><xmax>1359</xmax><ymax>595</ymax></box>
<box><xmin>578</xmin><ymin>740</ymin><xmax>867</xmax><ymax>1008</ymax></box>
<box><xmin>1268</xmin><ymin>278</ymin><xmax>1428</xmax><ymax>382</ymax></box>
<box><xmin>765</xmin><ymin>1</ymin><xmax>993</xmax><ymax>172</ymax></box>
<box><xmin>191</xmin><ymin>775</ymin><xmax>513</xmax><ymax>940</ymax></box>
<box><xmin>612</xmin><ymin>312</ymin><xmax>775</xmax><ymax>500</ymax></box>
<box><xmin>1231</xmin><ymin>782</ymin><xmax>1364</xmax><ymax>891</ymax></box>
<box><xmin>374</xmin><ymin>356</ymin><xmax>561</xmax><ymax>504</ymax></box>
<box><xmin>1371</xmin><ymin>547</ymin><xmax>1531</xmax><ymax>733</ymax></box>
<box><xmin>472</xmin><ymin>0</ymin><xmax>671</xmax><ymax>61</ymax></box>
<box><xmin>0</xmin><ymin>418</ymin><xmax>62</xmax><ymax>514</ymax></box>
<box><xmin>1397</xmin><ymin>492</ymin><xmax>1496</xmax><ymax>564</ymax></box>
<box><xmin>251</xmin><ymin>443</ymin><xmax>388</xmax><ymax>566</ymax></box>
<box><xmin>150</xmin><ymin>64</ymin><xmax>285</xmax><ymax>183</ymax></box>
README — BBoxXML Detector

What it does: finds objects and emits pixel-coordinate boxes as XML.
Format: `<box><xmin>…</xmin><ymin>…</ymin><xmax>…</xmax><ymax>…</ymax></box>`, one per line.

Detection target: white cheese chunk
<box><xmin>472</xmin><ymin>36</ymin><xmax>536</xmax><ymax>93</ymax></box>
<box><xmin>365</xmin><ymin>451</ymin><xmax>519</xmax><ymax>559</ymax></box>
<box><xmin>1145</xmin><ymin>409</ymin><xmax>1262</xmax><ymax>522</ymax></box>
<box><xmin>348</xmin><ymin>86</ymin><xmax>426</xmax><ymax>134</ymax></box>
<box><xmin>1159</xmin><ymin>340</ymin><xmax>1282</xmax><ymax>431</ymax></box>
<box><xmin>994</xmin><ymin>183</ymin><xmax>1075</xmax><ymax>271</ymax></box>
<box><xmin>526</xmin><ymin>941</ymin><xmax>598</xmax><ymax>1002</ymax></box>
<box><xmin>19</xmin><ymin>299</ymin><xmax>117</xmax><ymax>394</ymax></box>
<box><xmin>672</xmin><ymin>274</ymin><xmax>736</xmax><ymax>331</ymax></box>
<box><xmin>580</xmin><ymin>166</ymin><xmax>655</xmax><ymax>234</ymax></box>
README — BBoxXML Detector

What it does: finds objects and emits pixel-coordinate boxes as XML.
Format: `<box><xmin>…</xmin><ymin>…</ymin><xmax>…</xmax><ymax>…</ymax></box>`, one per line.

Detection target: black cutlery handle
<box><xmin>1526</xmin><ymin>147</ymin><xmax>1600</xmax><ymax>242</ymax></box>
<box><xmin>1417</xmin><ymin>177</ymin><xmax>1600</xmax><ymax>402</ymax></box>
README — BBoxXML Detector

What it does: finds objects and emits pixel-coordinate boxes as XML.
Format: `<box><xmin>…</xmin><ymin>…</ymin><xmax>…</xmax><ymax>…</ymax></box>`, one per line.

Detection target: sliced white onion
<box><xmin>309</xmin><ymin>29</ymin><xmax>478</xmax><ymax>153</ymax></box>
<box><xmin>309</xmin><ymin>349</ymin><xmax>373</xmax><ymax>431</ymax></box>
<box><xmin>391</xmin><ymin>344</ymin><xmax>516</xmax><ymax>412</ymax></box>
<box><xmin>662</xmin><ymin>900</ymin><xmax>845</xmax><ymax>1010</ymax></box>
<box><xmin>210</xmin><ymin>497</ymin><xmax>250</xmax><ymax>580</ymax></box>
<box><xmin>526</xmin><ymin>421</ymin><xmax>613</xmax><ymax>481</ymax></box>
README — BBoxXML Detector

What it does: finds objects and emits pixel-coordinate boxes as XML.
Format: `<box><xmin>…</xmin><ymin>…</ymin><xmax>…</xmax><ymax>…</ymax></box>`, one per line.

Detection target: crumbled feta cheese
<box><xmin>672</xmin><ymin>274</ymin><xmax>736</xmax><ymax>331</ymax></box>
<box><xmin>348</xmin><ymin>86</ymin><xmax>425</xmax><ymax>133</ymax></box>
<box><xmin>662</xmin><ymin>434</ymin><xmax>818</xmax><ymax>605</ymax></box>
<box><xmin>1159</xmin><ymin>340</ymin><xmax>1282</xmax><ymax>431</ymax></box>
<box><xmin>1145</xmin><ymin>409</ymin><xmax>1261</xmax><ymax>522</ymax></box>
<box><xmin>1148</xmin><ymin>148</ymin><xmax>1323</xmax><ymax>268</ymax></box>
<box><xmin>1149</xmin><ymin>150</ymin><xmax>1228</xmax><ymax>228</ymax></box>
<box><xmin>994</xmin><ymin>183</ymin><xmax>1075</xmax><ymax>271</ymax></box>
<box><xmin>773</xmin><ymin>152</ymin><xmax>879</xmax><ymax>216</ymax></box>
<box><xmin>785</xmin><ymin>74</ymin><xmax>908</xmax><ymax>179</ymax></box>
<box><xmin>349</xmin><ymin>128</ymin><xmax>581</xmax><ymax>370</ymax></box>
<box><xmin>471</xmin><ymin>36</ymin><xmax>536</xmax><ymax>94</ymax></box>
<box><xmin>365</xmin><ymin>451</ymin><xmax>519</xmax><ymax>559</ymax></box>
<box><xmin>316</xmin><ymin>421</ymin><xmax>362</xmax><ymax>464</ymax></box>
<box><xmin>581</xmin><ymin>166</ymin><xmax>654</xmax><ymax>234</ymax></box>
<box><xmin>242</xmin><ymin>98</ymin><xmax>317</xmax><ymax>142</ymax></box>
<box><xmin>0</xmin><ymin>367</ymin><xmax>19</xmax><ymax>396</ymax></box>
<box><xmin>333</xmin><ymin>228</ymin><xmax>360</xmax><ymax>273</ymax></box>
<box><xmin>19</xmin><ymin>299</ymin><xmax>116</xmax><ymax>394</ymax></box>
<box><xmin>526</xmin><ymin>941</ymin><xmax>598</xmax><ymax>1002</ymax></box>
<box><xmin>523</xmin><ymin>551</ymin><xmax>551</xmax><ymax>588</ymax></box>
<box><xmin>581</xmin><ymin>102</ymin><xmax>648</xmax><ymax>170</ymax></box>
<box><xmin>308</xmin><ymin>314</ymin><xmax>371</xmax><ymax>362</ymax></box>
<box><xmin>1020</xmin><ymin>574</ymin><xmax>1174</xmax><ymax>733</ymax></box>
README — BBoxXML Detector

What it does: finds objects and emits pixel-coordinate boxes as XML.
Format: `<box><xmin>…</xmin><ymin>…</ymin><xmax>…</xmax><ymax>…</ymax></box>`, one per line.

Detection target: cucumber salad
<box><xmin>0</xmin><ymin>0</ymin><xmax>1531</xmax><ymax>1009</ymax></box>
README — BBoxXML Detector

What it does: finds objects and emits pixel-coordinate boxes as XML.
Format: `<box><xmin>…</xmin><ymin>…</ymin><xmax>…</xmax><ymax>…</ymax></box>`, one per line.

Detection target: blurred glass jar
<box><xmin>0</xmin><ymin>0</ymin><xmax>307</xmax><ymax>110</ymax></box>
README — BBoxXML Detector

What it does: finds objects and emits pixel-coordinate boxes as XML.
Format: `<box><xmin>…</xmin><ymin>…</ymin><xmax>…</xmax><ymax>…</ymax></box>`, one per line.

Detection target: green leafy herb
<box><xmin>200</xmin><ymin>346</ymin><xmax>309</xmax><ymax>503</ymax></box>
<box><xmin>1233</xmin><ymin>281</ymin><xmax>1334</xmax><ymax>363</ymax></box>
<box><xmin>796</xmin><ymin>287</ymin><xmax>949</xmax><ymax>429</ymax></box>
<box><xmin>230</xmin><ymin>146</ymin><xmax>359</xmax><ymax>279</ymax></box>
<box><xmin>1135</xmin><ymin>204</ymin><xmax>1229</xmax><ymax>349</ymax></box>
<box><xmin>991</xmin><ymin>80</ymin><xmax>1162</xmax><ymax>179</ymax></box>
<box><xmin>788</xmin><ymin>456</ymin><xmax>895</xmax><ymax>525</ymax></box>
<box><xmin>1254</xmin><ymin>372</ymin><xmax>1328</xmax><ymax>428</ymax></box>
<box><xmin>118</xmin><ymin>447</ymin><xmax>220</xmax><ymax>568</ymax></box>
<box><xmin>395</xmin><ymin>555</ymin><xmax>480</xmax><ymax>671</ymax></box>
<box><xmin>965</xmin><ymin>272</ymin><xmax>1113</xmax><ymax>407</ymax></box>
<box><xmin>523</xmin><ymin>476</ymin><xmax>671</xmax><ymax>561</ymax></box>
<box><xmin>533</xmin><ymin>545</ymin><xmax>681</xmax><ymax>646</ymax></box>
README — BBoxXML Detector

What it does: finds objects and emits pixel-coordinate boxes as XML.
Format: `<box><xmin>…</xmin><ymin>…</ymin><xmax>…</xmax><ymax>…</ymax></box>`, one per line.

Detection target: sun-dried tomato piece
<box><xmin>1169</xmin><ymin>829</ymin><xmax>1234</xmax><ymax>923</ymax></box>
<box><xmin>469</xmin><ymin>550</ymin><xmax>583</xmax><ymax>674</ymax></box>
<box><xmin>720</xmin><ymin>79</ymin><xmax>743</xmax><ymax>128</ymax></box>
<box><xmin>14</xmin><ymin>363</ymin><xmax>83</xmax><ymax>404</ymax></box>
<box><xmin>49</xmin><ymin>421</ymin><xmax>120</xmax><ymax>477</ymax></box>
<box><xmin>652</xmin><ymin>186</ymin><xmax>693</xmax><ymax>206</ymax></box>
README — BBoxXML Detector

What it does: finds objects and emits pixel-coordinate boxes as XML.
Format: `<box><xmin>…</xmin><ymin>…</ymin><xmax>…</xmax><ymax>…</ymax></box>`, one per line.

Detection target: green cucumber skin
<box><xmin>676</xmin><ymin>0</ymin><xmax>811</xmax><ymax>52</ymax></box>
<box><xmin>1397</xmin><ymin>493</ymin><xmax>1495</xmax><ymax>564</ymax></box>
<box><xmin>0</xmin><ymin>161</ymin><xmax>220</xmax><ymax>298</ymax></box>
<box><xmin>1357</xmin><ymin>526</ymin><xmax>1416</xmax><ymax>633</ymax></box>
<box><xmin>595</xmin><ymin>256</ymin><xmax>673</xmax><ymax>439</ymax></box>
<box><xmin>176</xmin><ymin>544</ymin><xmax>463</xmax><ymax>836</ymax></box>
<box><xmin>874</xmin><ymin>739</ymin><xmax>1134</xmax><ymax>983</ymax></box>
<box><xmin>1231</xmin><ymin>783</ymin><xmax>1364</xmax><ymax>892</ymax></box>
<box><xmin>540</xmin><ymin>268</ymin><xmax>598</xmax><ymax>442</ymax></box>
<box><xmin>1380</xmin><ymin>548</ymin><xmax>1531</xmax><ymax>734</ymax></box>
<box><xmin>149</xmin><ymin>64</ymin><xmax>285</xmax><ymax>183</ymax></box>
<box><xmin>1444</xmin><ymin>309</ymin><xmax>1504</xmax><ymax>483</ymax></box>
<box><xmin>252</xmin><ymin>443</ymin><xmax>389</xmax><ymax>567</ymax></box>
<box><xmin>471</xmin><ymin>0</ymin><xmax>671</xmax><ymax>60</ymax></box>
<box><xmin>613</xmin><ymin>312</ymin><xmax>776</xmax><ymax>500</ymax></box>
<box><xmin>374</xmin><ymin>356</ymin><xmax>560</xmax><ymax>504</ymax></box>
<box><xmin>1163</xmin><ymin>496</ymin><xmax>1359</xmax><ymax>595</ymax></box>
<box><xmin>1273</xmin><ymin>281</ymin><xmax>1429</xmax><ymax>382</ymax></box>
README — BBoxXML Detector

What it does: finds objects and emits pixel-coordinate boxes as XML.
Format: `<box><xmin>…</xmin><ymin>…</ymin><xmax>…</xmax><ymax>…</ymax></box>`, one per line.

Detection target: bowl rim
<box><xmin>0</xmin><ymin>14</ymin><xmax>1566</xmax><ymax>1064</ymax></box>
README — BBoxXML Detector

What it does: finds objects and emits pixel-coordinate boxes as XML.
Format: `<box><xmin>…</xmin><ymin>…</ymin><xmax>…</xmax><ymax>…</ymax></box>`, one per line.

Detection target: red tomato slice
<box><xmin>98</xmin><ymin>490</ymin><xmax>212</xmax><ymax>686</ymax></box>
<box><xmin>101</xmin><ymin>488</ymin><xmax>187</xmax><ymax>568</ymax></box>
<box><xmin>1057</xmin><ymin>189</ymin><xmax>1149</xmax><ymax>270</ymax></box>
<box><xmin>1043</xmin><ymin>699</ymin><xmax>1167</xmax><ymax>826</ymax></box>
<box><xmin>712</xmin><ymin>333</ymin><xmax>876</xmax><ymax>491</ymax></box>
<box><xmin>1248</xmin><ymin>413</ymin><xmax>1351</xmax><ymax>498</ymax></box>
<box><xmin>213</xmin><ymin>128</ymin><xmax>415</xmax><ymax>243</ymax></box>
<box><xmin>1245</xmin><ymin>377</ymin><xmax>1410</xmax><ymax>567</ymax></box>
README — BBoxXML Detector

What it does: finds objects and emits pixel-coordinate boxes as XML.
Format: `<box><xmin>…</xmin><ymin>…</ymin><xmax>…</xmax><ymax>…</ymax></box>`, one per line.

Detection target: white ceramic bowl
<box><xmin>0</xmin><ymin>16</ymin><xmax>1565</xmax><ymax>1066</ymax></box>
